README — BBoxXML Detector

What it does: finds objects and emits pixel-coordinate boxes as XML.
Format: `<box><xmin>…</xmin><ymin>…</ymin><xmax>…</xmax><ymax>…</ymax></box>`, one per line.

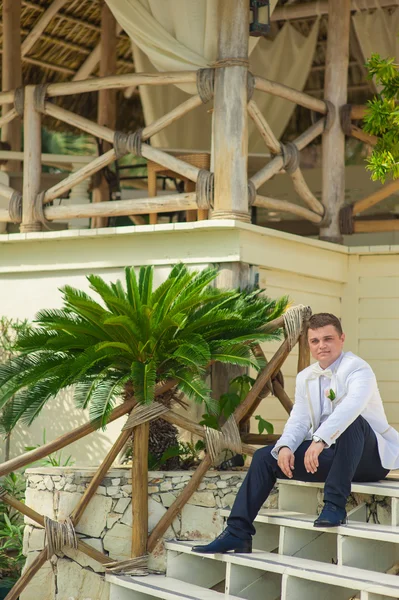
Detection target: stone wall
<box><xmin>21</xmin><ymin>466</ymin><xmax>279</xmax><ymax>600</ymax></box>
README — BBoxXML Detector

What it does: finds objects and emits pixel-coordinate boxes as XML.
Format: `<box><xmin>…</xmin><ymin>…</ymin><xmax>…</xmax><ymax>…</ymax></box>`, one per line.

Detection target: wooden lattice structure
<box><xmin>0</xmin><ymin>0</ymin><xmax>397</xmax><ymax>241</ymax></box>
<box><xmin>0</xmin><ymin>305</ymin><xmax>312</xmax><ymax>600</ymax></box>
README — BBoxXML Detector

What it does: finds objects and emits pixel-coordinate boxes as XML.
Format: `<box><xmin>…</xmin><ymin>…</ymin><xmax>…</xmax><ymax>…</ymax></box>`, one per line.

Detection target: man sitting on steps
<box><xmin>192</xmin><ymin>312</ymin><xmax>399</xmax><ymax>554</ymax></box>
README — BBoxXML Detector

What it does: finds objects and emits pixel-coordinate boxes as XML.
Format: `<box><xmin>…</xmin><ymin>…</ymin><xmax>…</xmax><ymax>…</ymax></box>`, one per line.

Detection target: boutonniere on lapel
<box><xmin>325</xmin><ymin>388</ymin><xmax>336</xmax><ymax>401</ymax></box>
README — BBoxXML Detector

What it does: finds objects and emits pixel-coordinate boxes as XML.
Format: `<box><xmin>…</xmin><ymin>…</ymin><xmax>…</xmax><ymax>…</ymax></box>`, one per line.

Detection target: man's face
<box><xmin>307</xmin><ymin>324</ymin><xmax>345</xmax><ymax>368</ymax></box>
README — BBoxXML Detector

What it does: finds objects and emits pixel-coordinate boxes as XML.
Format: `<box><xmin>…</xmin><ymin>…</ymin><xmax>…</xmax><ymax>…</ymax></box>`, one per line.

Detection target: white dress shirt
<box><xmin>272</xmin><ymin>352</ymin><xmax>344</xmax><ymax>459</ymax></box>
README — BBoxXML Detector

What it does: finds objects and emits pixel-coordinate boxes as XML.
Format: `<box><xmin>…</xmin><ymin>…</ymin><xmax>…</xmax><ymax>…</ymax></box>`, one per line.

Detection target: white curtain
<box><xmin>352</xmin><ymin>7</ymin><xmax>399</xmax><ymax>92</ymax></box>
<box><xmin>106</xmin><ymin>0</ymin><xmax>319</xmax><ymax>150</ymax></box>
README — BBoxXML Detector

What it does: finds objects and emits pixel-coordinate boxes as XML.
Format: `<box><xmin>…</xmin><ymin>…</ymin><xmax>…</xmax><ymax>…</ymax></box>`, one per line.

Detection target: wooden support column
<box><xmin>211</xmin><ymin>0</ymin><xmax>250</xmax><ymax>222</ymax></box>
<box><xmin>131</xmin><ymin>421</ymin><xmax>149</xmax><ymax>557</ymax></box>
<box><xmin>21</xmin><ymin>86</ymin><xmax>41</xmax><ymax>233</ymax></box>
<box><xmin>92</xmin><ymin>1</ymin><xmax>117</xmax><ymax>229</ymax></box>
<box><xmin>320</xmin><ymin>0</ymin><xmax>351</xmax><ymax>243</ymax></box>
<box><xmin>1</xmin><ymin>0</ymin><xmax>22</xmax><ymax>172</ymax></box>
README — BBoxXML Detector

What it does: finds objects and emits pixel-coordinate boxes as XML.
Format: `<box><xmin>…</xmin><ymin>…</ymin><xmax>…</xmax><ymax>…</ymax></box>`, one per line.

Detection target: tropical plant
<box><xmin>0</xmin><ymin>472</ymin><xmax>25</xmax><ymax>584</ymax></box>
<box><xmin>0</xmin><ymin>317</ymin><xmax>30</xmax><ymax>461</ymax></box>
<box><xmin>363</xmin><ymin>52</ymin><xmax>399</xmax><ymax>182</ymax></box>
<box><xmin>0</xmin><ymin>264</ymin><xmax>288</xmax><ymax>433</ymax></box>
<box><xmin>24</xmin><ymin>429</ymin><xmax>75</xmax><ymax>468</ymax></box>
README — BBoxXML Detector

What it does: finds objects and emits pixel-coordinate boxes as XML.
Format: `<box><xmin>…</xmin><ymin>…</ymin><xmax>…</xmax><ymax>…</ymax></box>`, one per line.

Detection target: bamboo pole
<box><xmin>92</xmin><ymin>1</ymin><xmax>118</xmax><ymax>229</ymax></box>
<box><xmin>250</xmin><ymin>118</ymin><xmax>325</xmax><ymax>190</ymax></box>
<box><xmin>131</xmin><ymin>422</ymin><xmax>149</xmax><ymax>557</ymax></box>
<box><xmin>141</xmin><ymin>146</ymin><xmax>201</xmax><ymax>183</ymax></box>
<box><xmin>142</xmin><ymin>95</ymin><xmax>203</xmax><ymax>142</ymax></box>
<box><xmin>0</xmin><ymin>382</ymin><xmax>176</xmax><ymax>477</ymax></box>
<box><xmin>320</xmin><ymin>0</ymin><xmax>351</xmax><ymax>242</ymax></box>
<box><xmin>0</xmin><ymin>91</ymin><xmax>15</xmax><ymax>106</ymax></box>
<box><xmin>70</xmin><ymin>429</ymin><xmax>132</xmax><ymax>526</ymax></box>
<box><xmin>349</xmin><ymin>125</ymin><xmax>378</xmax><ymax>147</ymax></box>
<box><xmin>247</xmin><ymin>100</ymin><xmax>281</xmax><ymax>155</ymax></box>
<box><xmin>43</xmin><ymin>149</ymin><xmax>116</xmax><ymax>204</ymax></box>
<box><xmin>44</xmin><ymin>103</ymin><xmax>114</xmax><ymax>144</ymax></box>
<box><xmin>353</xmin><ymin>219</ymin><xmax>399</xmax><ymax>233</ymax></box>
<box><xmin>42</xmin><ymin>193</ymin><xmax>197</xmax><ymax>221</ymax></box>
<box><xmin>255</xmin><ymin>76</ymin><xmax>327</xmax><ymax>115</ymax></box>
<box><xmin>46</xmin><ymin>72</ymin><xmax>198</xmax><ymax>98</ymax></box>
<box><xmin>4</xmin><ymin>548</ymin><xmax>48</xmax><ymax>600</ymax></box>
<box><xmin>0</xmin><ymin>151</ymin><xmax>93</xmax><ymax>166</ymax></box>
<box><xmin>0</xmin><ymin>108</ymin><xmax>18</xmax><ymax>129</ymax></box>
<box><xmin>73</xmin><ymin>24</ymin><xmax>123</xmax><ymax>81</ymax></box>
<box><xmin>0</xmin><ymin>208</ymin><xmax>11</xmax><ymax>223</ymax></box>
<box><xmin>350</xmin><ymin>105</ymin><xmax>367</xmax><ymax>120</ymax></box>
<box><xmin>21</xmin><ymin>86</ymin><xmax>41</xmax><ymax>233</ymax></box>
<box><xmin>352</xmin><ymin>178</ymin><xmax>399</xmax><ymax>216</ymax></box>
<box><xmin>21</xmin><ymin>0</ymin><xmax>68</xmax><ymax>56</ymax></box>
<box><xmin>290</xmin><ymin>168</ymin><xmax>324</xmax><ymax>215</ymax></box>
<box><xmin>297</xmin><ymin>332</ymin><xmax>311</xmax><ymax>373</ymax></box>
<box><xmin>212</xmin><ymin>0</ymin><xmax>250</xmax><ymax>221</ymax></box>
<box><xmin>0</xmin><ymin>181</ymin><xmax>18</xmax><ymax>202</ymax></box>
<box><xmin>1</xmin><ymin>0</ymin><xmax>22</xmax><ymax>172</ymax></box>
<box><xmin>254</xmin><ymin>195</ymin><xmax>322</xmax><ymax>224</ymax></box>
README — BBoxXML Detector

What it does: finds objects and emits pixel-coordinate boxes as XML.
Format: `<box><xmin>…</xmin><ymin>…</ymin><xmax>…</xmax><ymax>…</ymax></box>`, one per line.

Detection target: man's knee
<box><xmin>251</xmin><ymin>445</ymin><xmax>275</xmax><ymax>467</ymax></box>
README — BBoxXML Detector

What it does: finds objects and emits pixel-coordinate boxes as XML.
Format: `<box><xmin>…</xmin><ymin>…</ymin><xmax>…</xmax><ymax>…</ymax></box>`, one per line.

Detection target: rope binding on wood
<box><xmin>281</xmin><ymin>142</ymin><xmax>300</xmax><ymax>174</ymax></box>
<box><xmin>283</xmin><ymin>304</ymin><xmax>312</xmax><ymax>350</ymax></box>
<box><xmin>33</xmin><ymin>191</ymin><xmax>52</xmax><ymax>230</ymax></box>
<box><xmin>113</xmin><ymin>129</ymin><xmax>144</xmax><ymax>159</ymax></box>
<box><xmin>44</xmin><ymin>516</ymin><xmax>78</xmax><ymax>559</ymax></box>
<box><xmin>8</xmin><ymin>191</ymin><xmax>22</xmax><ymax>223</ymax></box>
<box><xmin>196</xmin><ymin>169</ymin><xmax>214</xmax><ymax>209</ymax></box>
<box><xmin>339</xmin><ymin>104</ymin><xmax>353</xmax><ymax>137</ymax></box>
<box><xmin>105</xmin><ymin>554</ymin><xmax>149</xmax><ymax>576</ymax></box>
<box><xmin>248</xmin><ymin>180</ymin><xmax>257</xmax><ymax>207</ymax></box>
<box><xmin>33</xmin><ymin>84</ymin><xmax>49</xmax><ymax>113</ymax></box>
<box><xmin>205</xmin><ymin>414</ymin><xmax>242</xmax><ymax>464</ymax></box>
<box><xmin>339</xmin><ymin>203</ymin><xmax>354</xmax><ymax>235</ymax></box>
<box><xmin>14</xmin><ymin>87</ymin><xmax>25</xmax><ymax>116</ymax></box>
<box><xmin>123</xmin><ymin>402</ymin><xmax>170</xmax><ymax>431</ymax></box>
<box><xmin>196</xmin><ymin>68</ymin><xmax>214</xmax><ymax>103</ymax></box>
<box><xmin>212</xmin><ymin>58</ymin><xmax>250</xmax><ymax>69</ymax></box>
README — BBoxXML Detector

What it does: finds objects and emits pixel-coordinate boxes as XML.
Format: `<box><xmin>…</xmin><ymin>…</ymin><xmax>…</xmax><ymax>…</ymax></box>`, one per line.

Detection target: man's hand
<box><xmin>277</xmin><ymin>447</ymin><xmax>295</xmax><ymax>478</ymax></box>
<box><xmin>304</xmin><ymin>441</ymin><xmax>325</xmax><ymax>474</ymax></box>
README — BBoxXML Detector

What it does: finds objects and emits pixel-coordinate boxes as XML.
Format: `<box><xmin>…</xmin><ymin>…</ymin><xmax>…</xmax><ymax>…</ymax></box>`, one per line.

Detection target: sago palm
<box><xmin>0</xmin><ymin>264</ymin><xmax>288</xmax><ymax>431</ymax></box>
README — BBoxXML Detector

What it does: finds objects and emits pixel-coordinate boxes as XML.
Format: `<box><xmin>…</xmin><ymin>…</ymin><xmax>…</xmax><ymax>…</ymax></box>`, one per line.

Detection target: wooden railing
<box><xmin>0</xmin><ymin>63</ymin><xmax>385</xmax><ymax>236</ymax></box>
<box><xmin>0</xmin><ymin>305</ymin><xmax>311</xmax><ymax>600</ymax></box>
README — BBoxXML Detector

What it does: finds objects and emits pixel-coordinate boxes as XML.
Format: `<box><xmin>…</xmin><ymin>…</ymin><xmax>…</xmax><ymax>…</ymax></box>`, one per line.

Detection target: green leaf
<box><xmin>199</xmin><ymin>413</ymin><xmax>220</xmax><ymax>430</ymax></box>
<box><xmin>131</xmin><ymin>361</ymin><xmax>157</xmax><ymax>405</ymax></box>
<box><xmin>219</xmin><ymin>392</ymin><xmax>241</xmax><ymax>419</ymax></box>
<box><xmin>255</xmin><ymin>415</ymin><xmax>274</xmax><ymax>435</ymax></box>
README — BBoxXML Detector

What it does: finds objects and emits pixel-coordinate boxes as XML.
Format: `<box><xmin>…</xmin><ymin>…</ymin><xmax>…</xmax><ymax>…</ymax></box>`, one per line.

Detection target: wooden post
<box><xmin>297</xmin><ymin>332</ymin><xmax>311</xmax><ymax>373</ymax></box>
<box><xmin>131</xmin><ymin>421</ymin><xmax>149</xmax><ymax>557</ymax></box>
<box><xmin>21</xmin><ymin>86</ymin><xmax>41</xmax><ymax>233</ymax></box>
<box><xmin>1</xmin><ymin>0</ymin><xmax>22</xmax><ymax>172</ymax></box>
<box><xmin>212</xmin><ymin>0</ymin><xmax>250</xmax><ymax>222</ymax></box>
<box><xmin>320</xmin><ymin>0</ymin><xmax>351</xmax><ymax>243</ymax></box>
<box><xmin>92</xmin><ymin>1</ymin><xmax>117</xmax><ymax>229</ymax></box>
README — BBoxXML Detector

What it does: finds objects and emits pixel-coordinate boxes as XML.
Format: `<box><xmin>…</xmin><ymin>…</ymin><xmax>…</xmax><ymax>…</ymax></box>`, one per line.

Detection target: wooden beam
<box><xmin>131</xmin><ymin>422</ymin><xmax>149</xmax><ymax>557</ymax></box>
<box><xmin>353</xmin><ymin>219</ymin><xmax>399</xmax><ymax>233</ymax></box>
<box><xmin>92</xmin><ymin>1</ymin><xmax>118</xmax><ymax>229</ymax></box>
<box><xmin>212</xmin><ymin>0</ymin><xmax>250</xmax><ymax>221</ymax></box>
<box><xmin>21</xmin><ymin>0</ymin><xmax>101</xmax><ymax>33</ymax></box>
<box><xmin>254</xmin><ymin>194</ymin><xmax>322</xmax><ymax>224</ymax></box>
<box><xmin>271</xmin><ymin>0</ymin><xmax>398</xmax><ymax>21</ymax></box>
<box><xmin>320</xmin><ymin>0</ymin><xmax>351</xmax><ymax>243</ymax></box>
<box><xmin>1</xmin><ymin>0</ymin><xmax>22</xmax><ymax>171</ymax></box>
<box><xmin>21</xmin><ymin>0</ymin><xmax>69</xmax><ymax>57</ymax></box>
<box><xmin>353</xmin><ymin>178</ymin><xmax>399</xmax><ymax>216</ymax></box>
<box><xmin>241</xmin><ymin>433</ymin><xmax>280</xmax><ymax>445</ymax></box>
<box><xmin>255</xmin><ymin>76</ymin><xmax>327</xmax><ymax>114</ymax></box>
<box><xmin>21</xmin><ymin>86</ymin><xmax>41</xmax><ymax>232</ymax></box>
<box><xmin>73</xmin><ymin>24</ymin><xmax>123</xmax><ymax>81</ymax></box>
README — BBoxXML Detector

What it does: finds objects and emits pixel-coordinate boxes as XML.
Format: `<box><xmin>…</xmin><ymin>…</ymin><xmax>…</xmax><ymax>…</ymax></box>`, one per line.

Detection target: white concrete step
<box><xmin>165</xmin><ymin>540</ymin><xmax>399</xmax><ymax>599</ymax></box>
<box><xmin>107</xmin><ymin>573</ymin><xmax>243</xmax><ymax>600</ymax></box>
<box><xmin>220</xmin><ymin>507</ymin><xmax>399</xmax><ymax>543</ymax></box>
<box><xmin>277</xmin><ymin>477</ymin><xmax>399</xmax><ymax>498</ymax></box>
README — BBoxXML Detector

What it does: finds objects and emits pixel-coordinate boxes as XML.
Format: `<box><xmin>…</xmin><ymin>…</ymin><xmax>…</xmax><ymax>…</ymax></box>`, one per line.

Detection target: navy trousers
<box><xmin>227</xmin><ymin>416</ymin><xmax>389</xmax><ymax>539</ymax></box>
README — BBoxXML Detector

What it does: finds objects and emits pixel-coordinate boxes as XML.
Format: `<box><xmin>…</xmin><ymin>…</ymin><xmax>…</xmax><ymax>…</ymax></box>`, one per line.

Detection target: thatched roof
<box><xmin>0</xmin><ymin>0</ymin><xmax>383</xmax><ymax>134</ymax></box>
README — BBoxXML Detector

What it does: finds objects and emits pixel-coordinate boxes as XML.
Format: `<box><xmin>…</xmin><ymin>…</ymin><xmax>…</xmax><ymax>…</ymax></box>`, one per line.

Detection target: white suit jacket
<box><xmin>275</xmin><ymin>351</ymin><xmax>399</xmax><ymax>470</ymax></box>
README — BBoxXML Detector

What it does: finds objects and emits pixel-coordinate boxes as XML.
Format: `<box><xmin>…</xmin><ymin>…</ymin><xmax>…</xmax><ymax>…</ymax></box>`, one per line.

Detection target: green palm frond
<box><xmin>0</xmin><ymin>263</ymin><xmax>288</xmax><ymax>429</ymax></box>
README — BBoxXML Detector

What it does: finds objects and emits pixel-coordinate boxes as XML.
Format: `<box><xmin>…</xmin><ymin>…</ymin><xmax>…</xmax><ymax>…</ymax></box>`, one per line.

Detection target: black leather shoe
<box><xmin>314</xmin><ymin>502</ymin><xmax>347</xmax><ymax>527</ymax></box>
<box><xmin>191</xmin><ymin>529</ymin><xmax>252</xmax><ymax>554</ymax></box>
